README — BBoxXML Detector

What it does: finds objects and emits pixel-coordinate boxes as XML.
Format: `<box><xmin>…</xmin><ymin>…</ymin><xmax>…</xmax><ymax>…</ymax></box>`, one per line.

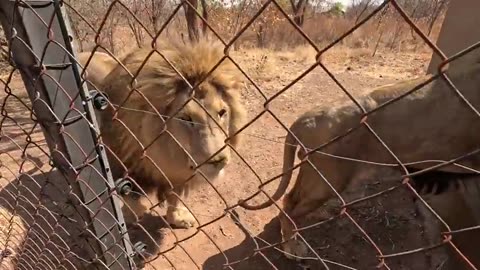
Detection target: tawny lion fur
<box><xmin>78</xmin><ymin>41</ymin><xmax>247</xmax><ymax>228</ymax></box>
<box><xmin>241</xmin><ymin>63</ymin><xmax>480</xmax><ymax>260</ymax></box>
<box><xmin>77</xmin><ymin>51</ymin><xmax>118</xmax><ymax>91</ymax></box>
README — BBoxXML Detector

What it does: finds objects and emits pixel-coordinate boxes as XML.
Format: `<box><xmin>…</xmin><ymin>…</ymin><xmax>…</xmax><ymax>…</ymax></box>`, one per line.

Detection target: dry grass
<box><xmin>68</xmin><ymin>0</ymin><xmax>447</xmax><ymax>61</ymax></box>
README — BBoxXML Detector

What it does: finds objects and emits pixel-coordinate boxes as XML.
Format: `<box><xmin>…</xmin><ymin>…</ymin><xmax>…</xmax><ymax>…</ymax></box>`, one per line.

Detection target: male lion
<box><xmin>78</xmin><ymin>41</ymin><xmax>247</xmax><ymax>228</ymax></box>
<box><xmin>240</xmin><ymin>63</ymin><xmax>480</xmax><ymax>260</ymax></box>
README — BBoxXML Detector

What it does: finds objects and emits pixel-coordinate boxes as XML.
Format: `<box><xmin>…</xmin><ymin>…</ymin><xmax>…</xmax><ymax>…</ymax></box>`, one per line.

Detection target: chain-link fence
<box><xmin>0</xmin><ymin>0</ymin><xmax>479</xmax><ymax>269</ymax></box>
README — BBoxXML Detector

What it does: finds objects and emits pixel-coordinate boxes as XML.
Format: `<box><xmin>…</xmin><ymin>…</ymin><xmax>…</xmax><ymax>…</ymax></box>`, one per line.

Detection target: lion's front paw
<box><xmin>282</xmin><ymin>236</ymin><xmax>309</xmax><ymax>261</ymax></box>
<box><xmin>166</xmin><ymin>207</ymin><xmax>197</xmax><ymax>228</ymax></box>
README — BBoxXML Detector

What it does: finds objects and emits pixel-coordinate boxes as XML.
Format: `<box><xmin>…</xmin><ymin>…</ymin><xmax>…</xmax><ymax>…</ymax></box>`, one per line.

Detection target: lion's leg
<box><xmin>281</xmin><ymin>195</ymin><xmax>332</xmax><ymax>261</ymax></box>
<box><xmin>280</xmin><ymin>164</ymin><xmax>336</xmax><ymax>261</ymax></box>
<box><xmin>122</xmin><ymin>193</ymin><xmax>148</xmax><ymax>224</ymax></box>
<box><xmin>279</xmin><ymin>194</ymin><xmax>309</xmax><ymax>261</ymax></box>
<box><xmin>165</xmin><ymin>186</ymin><xmax>197</xmax><ymax>228</ymax></box>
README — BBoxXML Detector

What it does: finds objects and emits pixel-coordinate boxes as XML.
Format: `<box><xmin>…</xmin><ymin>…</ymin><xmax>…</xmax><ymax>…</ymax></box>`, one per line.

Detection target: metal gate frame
<box><xmin>0</xmin><ymin>1</ymin><xmax>135</xmax><ymax>269</ymax></box>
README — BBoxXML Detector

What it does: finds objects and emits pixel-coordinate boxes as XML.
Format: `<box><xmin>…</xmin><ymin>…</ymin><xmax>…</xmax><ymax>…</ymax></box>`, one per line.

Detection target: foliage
<box><xmin>61</xmin><ymin>0</ymin><xmax>450</xmax><ymax>52</ymax></box>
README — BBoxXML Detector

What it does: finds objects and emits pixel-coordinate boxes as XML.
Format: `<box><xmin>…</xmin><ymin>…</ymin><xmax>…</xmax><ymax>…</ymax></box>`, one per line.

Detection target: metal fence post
<box><xmin>0</xmin><ymin>1</ymin><xmax>134</xmax><ymax>269</ymax></box>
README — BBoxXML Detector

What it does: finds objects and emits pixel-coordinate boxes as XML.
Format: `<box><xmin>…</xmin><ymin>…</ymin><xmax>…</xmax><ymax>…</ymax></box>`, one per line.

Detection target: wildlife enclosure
<box><xmin>0</xmin><ymin>0</ymin><xmax>479</xmax><ymax>269</ymax></box>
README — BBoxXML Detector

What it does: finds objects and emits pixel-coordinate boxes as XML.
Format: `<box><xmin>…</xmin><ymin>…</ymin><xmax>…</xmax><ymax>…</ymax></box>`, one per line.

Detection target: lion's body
<box><xmin>79</xmin><ymin>41</ymin><xmax>246</xmax><ymax>228</ymax></box>
<box><xmin>241</xmin><ymin>63</ymin><xmax>480</xmax><ymax>259</ymax></box>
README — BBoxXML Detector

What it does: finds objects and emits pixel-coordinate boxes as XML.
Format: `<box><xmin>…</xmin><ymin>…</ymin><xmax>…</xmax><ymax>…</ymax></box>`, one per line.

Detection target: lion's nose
<box><xmin>207</xmin><ymin>155</ymin><xmax>228</xmax><ymax>166</ymax></box>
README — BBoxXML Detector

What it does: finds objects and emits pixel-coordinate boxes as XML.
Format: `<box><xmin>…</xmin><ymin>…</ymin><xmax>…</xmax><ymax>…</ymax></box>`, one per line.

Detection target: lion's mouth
<box><xmin>188</xmin><ymin>154</ymin><xmax>228</xmax><ymax>176</ymax></box>
<box><xmin>189</xmin><ymin>161</ymin><xmax>226</xmax><ymax>179</ymax></box>
<box><xmin>190</xmin><ymin>161</ymin><xmax>226</xmax><ymax>170</ymax></box>
<box><xmin>206</xmin><ymin>159</ymin><xmax>227</xmax><ymax>167</ymax></box>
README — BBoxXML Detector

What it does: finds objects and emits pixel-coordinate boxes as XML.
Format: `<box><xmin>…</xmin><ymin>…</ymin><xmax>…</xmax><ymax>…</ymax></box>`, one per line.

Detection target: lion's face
<box><xmin>164</xmin><ymin>84</ymin><xmax>233</xmax><ymax>181</ymax></box>
<box><xmin>99</xmin><ymin>41</ymin><xmax>246</xmax><ymax>185</ymax></box>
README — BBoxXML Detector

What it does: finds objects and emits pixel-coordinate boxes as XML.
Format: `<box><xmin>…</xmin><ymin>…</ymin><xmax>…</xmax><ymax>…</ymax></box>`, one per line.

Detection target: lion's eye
<box><xmin>218</xmin><ymin>109</ymin><xmax>227</xmax><ymax>118</ymax></box>
<box><xmin>180</xmin><ymin>115</ymin><xmax>194</xmax><ymax>126</ymax></box>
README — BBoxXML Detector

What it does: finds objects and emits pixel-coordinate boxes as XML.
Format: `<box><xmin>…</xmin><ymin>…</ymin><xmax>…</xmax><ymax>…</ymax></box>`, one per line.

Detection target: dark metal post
<box><xmin>0</xmin><ymin>1</ymin><xmax>135</xmax><ymax>269</ymax></box>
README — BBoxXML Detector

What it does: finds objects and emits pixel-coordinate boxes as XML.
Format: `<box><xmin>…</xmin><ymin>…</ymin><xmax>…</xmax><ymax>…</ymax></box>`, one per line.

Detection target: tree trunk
<box><xmin>127</xmin><ymin>18</ymin><xmax>144</xmax><ymax>48</ymax></box>
<box><xmin>184</xmin><ymin>0</ymin><xmax>200</xmax><ymax>42</ymax></box>
<box><xmin>290</xmin><ymin>0</ymin><xmax>308</xmax><ymax>27</ymax></box>
<box><xmin>354</xmin><ymin>0</ymin><xmax>372</xmax><ymax>24</ymax></box>
<box><xmin>69</xmin><ymin>17</ymin><xmax>84</xmax><ymax>51</ymax></box>
<box><xmin>256</xmin><ymin>24</ymin><xmax>266</xmax><ymax>48</ymax></box>
<box><xmin>151</xmin><ymin>0</ymin><xmax>159</xmax><ymax>34</ymax></box>
<box><xmin>200</xmin><ymin>0</ymin><xmax>208</xmax><ymax>35</ymax></box>
<box><xmin>427</xmin><ymin>0</ymin><xmax>448</xmax><ymax>37</ymax></box>
<box><xmin>107</xmin><ymin>27</ymin><xmax>115</xmax><ymax>54</ymax></box>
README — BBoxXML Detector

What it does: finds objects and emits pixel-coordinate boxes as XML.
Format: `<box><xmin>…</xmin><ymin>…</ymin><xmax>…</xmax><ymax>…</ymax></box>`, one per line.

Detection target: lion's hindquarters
<box><xmin>278</xmin><ymin>65</ymin><xmax>480</xmax><ymax>260</ymax></box>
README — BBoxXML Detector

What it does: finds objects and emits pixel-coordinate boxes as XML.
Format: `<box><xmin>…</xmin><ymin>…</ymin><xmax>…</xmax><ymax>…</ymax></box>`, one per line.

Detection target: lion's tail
<box><xmin>239</xmin><ymin>128</ymin><xmax>299</xmax><ymax>210</ymax></box>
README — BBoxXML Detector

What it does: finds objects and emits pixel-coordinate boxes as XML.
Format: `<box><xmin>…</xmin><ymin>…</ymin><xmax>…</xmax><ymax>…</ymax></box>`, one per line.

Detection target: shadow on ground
<box><xmin>202</xmin><ymin>215</ymin><xmax>327</xmax><ymax>270</ymax></box>
<box><xmin>0</xmin><ymin>169</ymin><xmax>165</xmax><ymax>269</ymax></box>
<box><xmin>202</xmin><ymin>178</ymin><xmax>474</xmax><ymax>270</ymax></box>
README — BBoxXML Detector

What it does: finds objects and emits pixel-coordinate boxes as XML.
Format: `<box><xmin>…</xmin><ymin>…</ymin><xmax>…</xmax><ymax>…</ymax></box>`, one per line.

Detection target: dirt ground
<box><xmin>0</xmin><ymin>47</ymin><xmax>458</xmax><ymax>270</ymax></box>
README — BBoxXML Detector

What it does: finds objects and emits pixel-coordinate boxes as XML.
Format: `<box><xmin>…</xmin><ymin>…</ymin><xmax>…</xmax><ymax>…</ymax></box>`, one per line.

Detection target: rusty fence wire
<box><xmin>0</xmin><ymin>0</ymin><xmax>479</xmax><ymax>269</ymax></box>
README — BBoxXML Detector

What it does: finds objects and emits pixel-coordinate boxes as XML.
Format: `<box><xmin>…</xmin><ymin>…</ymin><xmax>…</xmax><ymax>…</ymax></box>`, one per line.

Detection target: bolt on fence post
<box><xmin>0</xmin><ymin>1</ymin><xmax>135</xmax><ymax>269</ymax></box>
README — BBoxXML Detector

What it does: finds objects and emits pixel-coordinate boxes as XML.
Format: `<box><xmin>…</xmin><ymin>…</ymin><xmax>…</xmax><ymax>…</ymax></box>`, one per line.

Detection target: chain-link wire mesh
<box><xmin>0</xmin><ymin>0</ymin><xmax>479</xmax><ymax>269</ymax></box>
